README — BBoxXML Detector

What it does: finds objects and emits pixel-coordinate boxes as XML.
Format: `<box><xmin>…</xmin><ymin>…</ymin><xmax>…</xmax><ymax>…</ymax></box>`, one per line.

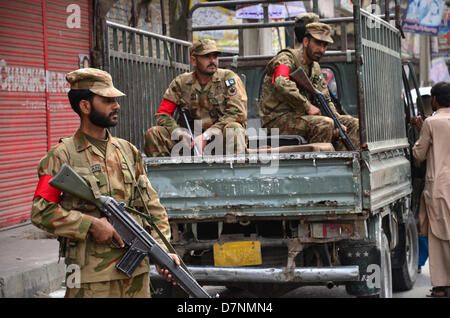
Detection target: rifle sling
<box><xmin>117</xmin><ymin>146</ymin><xmax>192</xmax><ymax>275</ymax></box>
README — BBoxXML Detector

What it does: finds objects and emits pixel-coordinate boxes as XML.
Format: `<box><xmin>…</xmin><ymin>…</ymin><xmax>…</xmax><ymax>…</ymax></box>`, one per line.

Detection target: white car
<box><xmin>410</xmin><ymin>87</ymin><xmax>431</xmax><ymax>104</ymax></box>
<box><xmin>405</xmin><ymin>86</ymin><xmax>433</xmax><ymax>116</ymax></box>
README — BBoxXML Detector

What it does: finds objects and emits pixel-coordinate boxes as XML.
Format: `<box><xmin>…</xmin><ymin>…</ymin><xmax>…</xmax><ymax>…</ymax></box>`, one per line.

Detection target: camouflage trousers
<box><xmin>333</xmin><ymin>115</ymin><xmax>359</xmax><ymax>151</ymax></box>
<box><xmin>64</xmin><ymin>272</ymin><xmax>150</xmax><ymax>298</ymax></box>
<box><xmin>266</xmin><ymin>113</ymin><xmax>359</xmax><ymax>150</ymax></box>
<box><xmin>144</xmin><ymin>122</ymin><xmax>247</xmax><ymax>157</ymax></box>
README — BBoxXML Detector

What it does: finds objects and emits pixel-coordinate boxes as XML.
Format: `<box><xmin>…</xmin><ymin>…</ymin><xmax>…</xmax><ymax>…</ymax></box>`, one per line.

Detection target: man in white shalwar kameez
<box><xmin>413</xmin><ymin>81</ymin><xmax>450</xmax><ymax>297</ymax></box>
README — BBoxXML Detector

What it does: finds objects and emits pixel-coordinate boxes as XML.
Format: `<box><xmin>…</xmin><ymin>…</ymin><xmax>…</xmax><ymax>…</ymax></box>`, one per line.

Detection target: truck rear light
<box><xmin>311</xmin><ymin>223</ymin><xmax>354</xmax><ymax>239</ymax></box>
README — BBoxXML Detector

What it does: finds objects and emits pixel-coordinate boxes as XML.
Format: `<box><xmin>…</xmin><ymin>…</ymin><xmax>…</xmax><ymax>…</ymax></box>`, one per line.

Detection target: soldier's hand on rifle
<box><xmin>333</xmin><ymin>124</ymin><xmax>347</xmax><ymax>138</ymax></box>
<box><xmin>156</xmin><ymin>253</ymin><xmax>181</xmax><ymax>285</ymax></box>
<box><xmin>306</xmin><ymin>102</ymin><xmax>321</xmax><ymax>116</ymax></box>
<box><xmin>89</xmin><ymin>217</ymin><xmax>124</xmax><ymax>247</ymax></box>
<box><xmin>174</xmin><ymin>128</ymin><xmax>193</xmax><ymax>148</ymax></box>
<box><xmin>191</xmin><ymin>134</ymin><xmax>207</xmax><ymax>155</ymax></box>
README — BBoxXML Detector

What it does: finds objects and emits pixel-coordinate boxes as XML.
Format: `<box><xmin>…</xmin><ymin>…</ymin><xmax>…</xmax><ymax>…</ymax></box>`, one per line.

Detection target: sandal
<box><xmin>426</xmin><ymin>287</ymin><xmax>450</xmax><ymax>298</ymax></box>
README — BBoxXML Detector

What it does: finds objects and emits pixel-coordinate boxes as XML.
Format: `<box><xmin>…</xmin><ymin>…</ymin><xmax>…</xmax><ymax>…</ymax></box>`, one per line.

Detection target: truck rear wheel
<box><xmin>379</xmin><ymin>231</ymin><xmax>392</xmax><ymax>298</ymax></box>
<box><xmin>340</xmin><ymin>230</ymin><xmax>392</xmax><ymax>297</ymax></box>
<box><xmin>392</xmin><ymin>212</ymin><xmax>418</xmax><ymax>291</ymax></box>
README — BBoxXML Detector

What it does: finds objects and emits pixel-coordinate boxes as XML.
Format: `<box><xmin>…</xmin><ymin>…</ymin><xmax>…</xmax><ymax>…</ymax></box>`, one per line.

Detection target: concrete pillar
<box><xmin>241</xmin><ymin>20</ymin><xmax>273</xmax><ymax>56</ymax></box>
<box><xmin>419</xmin><ymin>35</ymin><xmax>431</xmax><ymax>86</ymax></box>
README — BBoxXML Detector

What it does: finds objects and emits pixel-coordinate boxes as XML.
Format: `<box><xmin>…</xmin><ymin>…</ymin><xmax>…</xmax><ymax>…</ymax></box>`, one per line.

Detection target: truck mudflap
<box><xmin>150</xmin><ymin>265</ymin><xmax>359</xmax><ymax>284</ymax></box>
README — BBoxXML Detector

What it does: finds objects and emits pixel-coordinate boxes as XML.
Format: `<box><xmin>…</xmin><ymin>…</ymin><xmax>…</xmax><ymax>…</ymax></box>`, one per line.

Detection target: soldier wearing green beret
<box><xmin>31</xmin><ymin>68</ymin><xmax>180</xmax><ymax>297</ymax></box>
<box><xmin>259</xmin><ymin>18</ymin><xmax>360</xmax><ymax>150</ymax></box>
<box><xmin>144</xmin><ymin>39</ymin><xmax>248</xmax><ymax>157</ymax></box>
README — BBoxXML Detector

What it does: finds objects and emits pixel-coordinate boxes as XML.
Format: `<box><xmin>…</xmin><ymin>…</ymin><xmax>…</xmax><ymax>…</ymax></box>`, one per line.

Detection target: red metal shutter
<box><xmin>0</xmin><ymin>0</ymin><xmax>91</xmax><ymax>228</ymax></box>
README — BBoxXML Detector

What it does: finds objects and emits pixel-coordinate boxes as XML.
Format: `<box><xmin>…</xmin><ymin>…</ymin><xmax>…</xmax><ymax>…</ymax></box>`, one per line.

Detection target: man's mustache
<box><xmin>207</xmin><ymin>63</ymin><xmax>217</xmax><ymax>68</ymax></box>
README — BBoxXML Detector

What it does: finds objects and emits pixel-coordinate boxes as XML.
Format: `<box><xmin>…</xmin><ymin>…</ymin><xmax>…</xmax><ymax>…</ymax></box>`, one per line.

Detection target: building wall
<box><xmin>0</xmin><ymin>0</ymin><xmax>92</xmax><ymax>228</ymax></box>
<box><xmin>106</xmin><ymin>0</ymin><xmax>169</xmax><ymax>34</ymax></box>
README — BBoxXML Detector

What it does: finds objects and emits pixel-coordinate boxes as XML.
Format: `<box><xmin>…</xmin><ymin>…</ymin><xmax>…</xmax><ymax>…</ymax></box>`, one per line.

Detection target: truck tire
<box><xmin>340</xmin><ymin>231</ymin><xmax>392</xmax><ymax>297</ymax></box>
<box><xmin>340</xmin><ymin>243</ymin><xmax>379</xmax><ymax>297</ymax></box>
<box><xmin>379</xmin><ymin>231</ymin><xmax>392</xmax><ymax>298</ymax></box>
<box><xmin>392</xmin><ymin>212</ymin><xmax>419</xmax><ymax>291</ymax></box>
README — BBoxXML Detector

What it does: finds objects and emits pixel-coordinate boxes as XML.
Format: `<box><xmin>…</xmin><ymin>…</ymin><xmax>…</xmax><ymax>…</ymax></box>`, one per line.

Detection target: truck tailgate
<box><xmin>145</xmin><ymin>152</ymin><xmax>362</xmax><ymax>220</ymax></box>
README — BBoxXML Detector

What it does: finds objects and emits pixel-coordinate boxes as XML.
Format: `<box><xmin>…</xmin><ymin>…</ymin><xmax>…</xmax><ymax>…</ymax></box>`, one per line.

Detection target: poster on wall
<box><xmin>235</xmin><ymin>1</ymin><xmax>306</xmax><ymax>19</ymax></box>
<box><xmin>402</xmin><ymin>0</ymin><xmax>446</xmax><ymax>36</ymax></box>
<box><xmin>190</xmin><ymin>0</ymin><xmax>241</xmax><ymax>54</ymax></box>
<box><xmin>433</xmin><ymin>8</ymin><xmax>450</xmax><ymax>58</ymax></box>
<box><xmin>430</xmin><ymin>57</ymin><xmax>450</xmax><ymax>82</ymax></box>
<box><xmin>190</xmin><ymin>0</ymin><xmax>302</xmax><ymax>54</ymax></box>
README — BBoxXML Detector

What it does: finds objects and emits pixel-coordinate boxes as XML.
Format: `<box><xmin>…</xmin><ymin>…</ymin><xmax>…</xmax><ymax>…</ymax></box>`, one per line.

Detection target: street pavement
<box><xmin>0</xmin><ymin>223</ymin><xmax>64</xmax><ymax>298</ymax></box>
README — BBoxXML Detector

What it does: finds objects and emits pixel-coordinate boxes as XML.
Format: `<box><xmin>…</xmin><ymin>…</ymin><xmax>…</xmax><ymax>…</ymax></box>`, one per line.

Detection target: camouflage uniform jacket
<box><xmin>31</xmin><ymin>129</ymin><xmax>171</xmax><ymax>283</ymax></box>
<box><xmin>259</xmin><ymin>45</ymin><xmax>341</xmax><ymax>128</ymax></box>
<box><xmin>156</xmin><ymin>68</ymin><xmax>247</xmax><ymax>137</ymax></box>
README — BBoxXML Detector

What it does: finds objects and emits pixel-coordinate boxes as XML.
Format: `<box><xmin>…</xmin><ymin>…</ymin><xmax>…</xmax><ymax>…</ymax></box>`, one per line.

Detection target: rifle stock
<box><xmin>289</xmin><ymin>67</ymin><xmax>356</xmax><ymax>151</ymax></box>
<box><xmin>290</xmin><ymin>67</ymin><xmax>322</xmax><ymax>96</ymax></box>
<box><xmin>48</xmin><ymin>164</ymin><xmax>101</xmax><ymax>208</ymax></box>
<box><xmin>49</xmin><ymin>163</ymin><xmax>210</xmax><ymax>298</ymax></box>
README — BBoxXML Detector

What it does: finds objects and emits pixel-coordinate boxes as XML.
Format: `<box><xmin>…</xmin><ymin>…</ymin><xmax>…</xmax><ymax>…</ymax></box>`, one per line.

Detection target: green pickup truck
<box><xmin>145</xmin><ymin>1</ymin><xmax>422</xmax><ymax>298</ymax></box>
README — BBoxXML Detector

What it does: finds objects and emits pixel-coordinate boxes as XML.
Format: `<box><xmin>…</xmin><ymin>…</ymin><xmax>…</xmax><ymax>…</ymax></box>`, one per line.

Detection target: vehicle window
<box><xmin>321</xmin><ymin>68</ymin><xmax>338</xmax><ymax>98</ymax></box>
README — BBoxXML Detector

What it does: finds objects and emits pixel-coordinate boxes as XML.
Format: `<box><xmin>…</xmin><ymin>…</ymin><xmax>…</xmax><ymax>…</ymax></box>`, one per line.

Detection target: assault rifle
<box><xmin>290</xmin><ymin>67</ymin><xmax>356</xmax><ymax>151</ymax></box>
<box><xmin>49</xmin><ymin>163</ymin><xmax>210</xmax><ymax>298</ymax></box>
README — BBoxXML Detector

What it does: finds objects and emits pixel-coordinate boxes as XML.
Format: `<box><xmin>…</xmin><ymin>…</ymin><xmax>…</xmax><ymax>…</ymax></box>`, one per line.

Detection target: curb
<box><xmin>0</xmin><ymin>224</ymin><xmax>65</xmax><ymax>298</ymax></box>
<box><xmin>0</xmin><ymin>261</ymin><xmax>65</xmax><ymax>298</ymax></box>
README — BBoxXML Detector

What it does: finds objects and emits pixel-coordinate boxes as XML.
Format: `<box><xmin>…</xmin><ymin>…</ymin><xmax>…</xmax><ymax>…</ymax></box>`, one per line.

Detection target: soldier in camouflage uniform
<box><xmin>144</xmin><ymin>39</ymin><xmax>247</xmax><ymax>157</ymax></box>
<box><xmin>31</xmin><ymin>68</ymin><xmax>180</xmax><ymax>298</ymax></box>
<box><xmin>259</xmin><ymin>18</ymin><xmax>360</xmax><ymax>151</ymax></box>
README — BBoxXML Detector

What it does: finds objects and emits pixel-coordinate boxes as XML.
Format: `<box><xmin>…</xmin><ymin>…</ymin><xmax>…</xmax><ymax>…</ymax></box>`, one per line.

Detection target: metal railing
<box><xmin>106</xmin><ymin>21</ymin><xmax>191</xmax><ymax>151</ymax></box>
<box><xmin>354</xmin><ymin>5</ymin><xmax>407</xmax><ymax>151</ymax></box>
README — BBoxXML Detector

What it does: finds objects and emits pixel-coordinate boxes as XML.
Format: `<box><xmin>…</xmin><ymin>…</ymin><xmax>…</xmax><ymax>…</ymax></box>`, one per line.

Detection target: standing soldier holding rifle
<box><xmin>259</xmin><ymin>15</ymin><xmax>359</xmax><ymax>150</ymax></box>
<box><xmin>30</xmin><ymin>68</ymin><xmax>181</xmax><ymax>298</ymax></box>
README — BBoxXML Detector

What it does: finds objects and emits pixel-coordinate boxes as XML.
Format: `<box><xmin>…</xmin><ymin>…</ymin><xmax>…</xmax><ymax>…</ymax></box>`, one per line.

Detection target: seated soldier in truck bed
<box><xmin>258</xmin><ymin>14</ymin><xmax>359</xmax><ymax>151</ymax></box>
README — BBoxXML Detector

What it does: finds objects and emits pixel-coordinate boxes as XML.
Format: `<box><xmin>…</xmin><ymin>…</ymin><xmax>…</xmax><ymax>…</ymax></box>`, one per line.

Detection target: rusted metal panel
<box><xmin>0</xmin><ymin>0</ymin><xmax>91</xmax><ymax>228</ymax></box>
<box><xmin>145</xmin><ymin>153</ymin><xmax>362</xmax><ymax>221</ymax></box>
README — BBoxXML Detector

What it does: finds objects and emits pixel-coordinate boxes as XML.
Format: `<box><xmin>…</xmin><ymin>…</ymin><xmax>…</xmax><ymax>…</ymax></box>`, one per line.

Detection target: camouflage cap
<box><xmin>66</xmin><ymin>68</ymin><xmax>125</xmax><ymax>97</ymax></box>
<box><xmin>306</xmin><ymin>22</ymin><xmax>334</xmax><ymax>44</ymax></box>
<box><xmin>190</xmin><ymin>39</ymin><xmax>222</xmax><ymax>56</ymax></box>
<box><xmin>294</xmin><ymin>12</ymin><xmax>320</xmax><ymax>27</ymax></box>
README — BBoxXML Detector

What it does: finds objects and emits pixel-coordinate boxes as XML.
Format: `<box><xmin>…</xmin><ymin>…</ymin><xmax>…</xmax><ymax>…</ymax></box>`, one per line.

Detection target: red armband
<box><xmin>33</xmin><ymin>175</ymin><xmax>61</xmax><ymax>203</ymax></box>
<box><xmin>272</xmin><ymin>64</ymin><xmax>290</xmax><ymax>84</ymax></box>
<box><xmin>157</xmin><ymin>99</ymin><xmax>177</xmax><ymax>115</ymax></box>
